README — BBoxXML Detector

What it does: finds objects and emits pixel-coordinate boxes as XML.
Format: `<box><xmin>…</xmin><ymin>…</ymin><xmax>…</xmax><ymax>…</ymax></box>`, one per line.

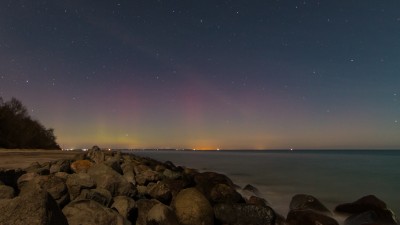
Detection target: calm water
<box><xmin>129</xmin><ymin>150</ymin><xmax>400</xmax><ymax>218</ymax></box>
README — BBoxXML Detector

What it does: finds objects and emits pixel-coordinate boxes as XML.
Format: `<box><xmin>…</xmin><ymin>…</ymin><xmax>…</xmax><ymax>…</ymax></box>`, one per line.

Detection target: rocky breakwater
<box><xmin>0</xmin><ymin>146</ymin><xmax>398</xmax><ymax>225</ymax></box>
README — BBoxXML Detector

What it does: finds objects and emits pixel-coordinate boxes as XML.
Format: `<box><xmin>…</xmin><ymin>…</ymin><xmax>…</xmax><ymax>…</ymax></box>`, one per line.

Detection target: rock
<box><xmin>50</xmin><ymin>159</ymin><xmax>71</xmax><ymax>174</ymax></box>
<box><xmin>164</xmin><ymin>161</ymin><xmax>177</xmax><ymax>170</ymax></box>
<box><xmin>55</xmin><ymin>171</ymin><xmax>70</xmax><ymax>180</ymax></box>
<box><xmin>163</xmin><ymin>169</ymin><xmax>182</xmax><ymax>180</ymax></box>
<box><xmin>63</xmin><ymin>199</ymin><xmax>131</xmax><ymax>225</ymax></box>
<box><xmin>105</xmin><ymin>157</ymin><xmax>123</xmax><ymax>174</ymax></box>
<box><xmin>247</xmin><ymin>195</ymin><xmax>268</xmax><ymax>206</ymax></box>
<box><xmin>121</xmin><ymin>161</ymin><xmax>136</xmax><ymax>185</ymax></box>
<box><xmin>243</xmin><ymin>184</ymin><xmax>261</xmax><ymax>196</ymax></box>
<box><xmin>26</xmin><ymin>175</ymin><xmax>70</xmax><ymax>207</ymax></box>
<box><xmin>164</xmin><ymin>179</ymin><xmax>192</xmax><ymax>198</ymax></box>
<box><xmin>0</xmin><ymin>184</ymin><xmax>15</xmax><ymax>199</ymax></box>
<box><xmin>183</xmin><ymin>167</ymin><xmax>198</xmax><ymax>176</ymax></box>
<box><xmin>137</xmin><ymin>185</ymin><xmax>148</xmax><ymax>196</ymax></box>
<box><xmin>136</xmin><ymin>199</ymin><xmax>162</xmax><ymax>225</ymax></box>
<box><xmin>194</xmin><ymin>171</ymin><xmax>240</xmax><ymax>203</ymax></box>
<box><xmin>39</xmin><ymin>176</ymin><xmax>70</xmax><ymax>207</ymax></box>
<box><xmin>335</xmin><ymin>195</ymin><xmax>388</xmax><ymax>214</ymax></box>
<box><xmin>210</xmin><ymin>183</ymin><xmax>243</xmax><ymax>204</ymax></box>
<box><xmin>111</xmin><ymin>196</ymin><xmax>137</xmax><ymax>222</ymax></box>
<box><xmin>286</xmin><ymin>209</ymin><xmax>338</xmax><ymax>225</ymax></box>
<box><xmin>146</xmin><ymin>203</ymin><xmax>179</xmax><ymax>225</ymax></box>
<box><xmin>114</xmin><ymin>150</ymin><xmax>122</xmax><ymax>160</ymax></box>
<box><xmin>66</xmin><ymin>173</ymin><xmax>96</xmax><ymax>200</ymax></box>
<box><xmin>275</xmin><ymin>214</ymin><xmax>288</xmax><ymax>225</ymax></box>
<box><xmin>344</xmin><ymin>209</ymin><xmax>398</xmax><ymax>225</ymax></box>
<box><xmin>155</xmin><ymin>164</ymin><xmax>167</xmax><ymax>172</ymax></box>
<box><xmin>43</xmin><ymin>176</ymin><xmax>67</xmax><ymax>198</ymax></box>
<box><xmin>0</xmin><ymin>188</ymin><xmax>68</xmax><ymax>225</ymax></box>
<box><xmin>336</xmin><ymin>195</ymin><xmax>398</xmax><ymax>225</ymax></box>
<box><xmin>70</xmin><ymin>159</ymin><xmax>94</xmax><ymax>173</ymax></box>
<box><xmin>134</xmin><ymin>164</ymin><xmax>152</xmax><ymax>174</ymax></box>
<box><xmin>24</xmin><ymin>161</ymin><xmax>50</xmax><ymax>175</ymax></box>
<box><xmin>147</xmin><ymin>181</ymin><xmax>172</xmax><ymax>204</ymax></box>
<box><xmin>214</xmin><ymin>203</ymin><xmax>275</xmax><ymax>225</ymax></box>
<box><xmin>87</xmin><ymin>146</ymin><xmax>105</xmax><ymax>163</ymax></box>
<box><xmin>91</xmin><ymin>145</ymin><xmax>101</xmax><ymax>151</ymax></box>
<box><xmin>87</xmin><ymin>163</ymin><xmax>137</xmax><ymax>197</ymax></box>
<box><xmin>17</xmin><ymin>172</ymin><xmax>39</xmax><ymax>190</ymax></box>
<box><xmin>290</xmin><ymin>194</ymin><xmax>331</xmax><ymax>215</ymax></box>
<box><xmin>172</xmin><ymin>187</ymin><xmax>214</xmax><ymax>225</ymax></box>
<box><xmin>194</xmin><ymin>171</ymin><xmax>235</xmax><ymax>187</ymax></box>
<box><xmin>76</xmin><ymin>188</ymin><xmax>113</xmax><ymax>207</ymax></box>
<box><xmin>135</xmin><ymin>170</ymin><xmax>160</xmax><ymax>185</ymax></box>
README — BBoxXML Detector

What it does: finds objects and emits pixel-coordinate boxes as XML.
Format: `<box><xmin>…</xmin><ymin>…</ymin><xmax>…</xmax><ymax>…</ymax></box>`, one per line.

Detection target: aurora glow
<box><xmin>0</xmin><ymin>1</ymin><xmax>399</xmax><ymax>149</ymax></box>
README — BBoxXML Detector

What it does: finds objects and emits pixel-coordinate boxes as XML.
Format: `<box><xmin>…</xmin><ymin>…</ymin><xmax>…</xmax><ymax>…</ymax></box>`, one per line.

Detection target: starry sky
<box><xmin>0</xmin><ymin>0</ymin><xmax>399</xmax><ymax>150</ymax></box>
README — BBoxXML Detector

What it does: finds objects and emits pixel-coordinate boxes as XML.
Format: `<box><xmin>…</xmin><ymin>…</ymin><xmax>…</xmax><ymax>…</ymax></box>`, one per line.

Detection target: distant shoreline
<box><xmin>0</xmin><ymin>149</ymin><xmax>78</xmax><ymax>169</ymax></box>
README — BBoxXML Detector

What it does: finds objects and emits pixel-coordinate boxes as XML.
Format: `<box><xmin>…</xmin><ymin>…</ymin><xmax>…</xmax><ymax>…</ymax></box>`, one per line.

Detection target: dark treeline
<box><xmin>0</xmin><ymin>97</ymin><xmax>60</xmax><ymax>149</ymax></box>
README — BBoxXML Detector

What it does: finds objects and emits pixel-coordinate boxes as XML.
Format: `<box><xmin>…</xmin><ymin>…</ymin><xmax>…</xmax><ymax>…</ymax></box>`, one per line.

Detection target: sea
<box><xmin>128</xmin><ymin>150</ymin><xmax>400</xmax><ymax>221</ymax></box>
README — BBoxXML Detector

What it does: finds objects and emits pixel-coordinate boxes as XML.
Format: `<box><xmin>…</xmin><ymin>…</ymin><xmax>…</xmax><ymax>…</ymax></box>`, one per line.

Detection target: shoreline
<box><xmin>0</xmin><ymin>149</ymin><xmax>396</xmax><ymax>224</ymax></box>
<box><xmin>0</xmin><ymin>149</ymin><xmax>79</xmax><ymax>169</ymax></box>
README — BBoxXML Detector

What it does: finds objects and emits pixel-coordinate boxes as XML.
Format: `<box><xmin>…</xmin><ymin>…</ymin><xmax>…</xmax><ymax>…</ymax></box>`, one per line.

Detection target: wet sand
<box><xmin>0</xmin><ymin>149</ymin><xmax>79</xmax><ymax>169</ymax></box>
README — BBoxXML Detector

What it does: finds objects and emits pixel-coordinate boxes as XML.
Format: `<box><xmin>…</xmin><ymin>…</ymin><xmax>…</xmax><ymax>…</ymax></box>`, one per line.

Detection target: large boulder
<box><xmin>246</xmin><ymin>195</ymin><xmax>268</xmax><ymax>207</ymax></box>
<box><xmin>76</xmin><ymin>188</ymin><xmax>113</xmax><ymax>207</ymax></box>
<box><xmin>335</xmin><ymin>195</ymin><xmax>388</xmax><ymax>214</ymax></box>
<box><xmin>87</xmin><ymin>146</ymin><xmax>105</xmax><ymax>163</ymax></box>
<box><xmin>50</xmin><ymin>159</ymin><xmax>71</xmax><ymax>174</ymax></box>
<box><xmin>18</xmin><ymin>173</ymin><xmax>70</xmax><ymax>206</ymax></box>
<box><xmin>210</xmin><ymin>183</ymin><xmax>243</xmax><ymax>204</ymax></box>
<box><xmin>24</xmin><ymin>162</ymin><xmax>50</xmax><ymax>175</ymax></box>
<box><xmin>286</xmin><ymin>209</ymin><xmax>338</xmax><ymax>225</ymax></box>
<box><xmin>0</xmin><ymin>184</ymin><xmax>15</xmax><ymax>199</ymax></box>
<box><xmin>242</xmin><ymin>184</ymin><xmax>262</xmax><ymax>197</ymax></box>
<box><xmin>135</xmin><ymin>170</ymin><xmax>160</xmax><ymax>185</ymax></box>
<box><xmin>335</xmin><ymin>195</ymin><xmax>398</xmax><ymax>225</ymax></box>
<box><xmin>290</xmin><ymin>194</ymin><xmax>331</xmax><ymax>215</ymax></box>
<box><xmin>87</xmin><ymin>163</ymin><xmax>137</xmax><ymax>197</ymax></box>
<box><xmin>111</xmin><ymin>196</ymin><xmax>137</xmax><ymax>222</ymax></box>
<box><xmin>134</xmin><ymin>164</ymin><xmax>152</xmax><ymax>174</ymax></box>
<box><xmin>163</xmin><ymin>169</ymin><xmax>182</xmax><ymax>180</ymax></box>
<box><xmin>194</xmin><ymin>172</ymin><xmax>235</xmax><ymax>187</ymax></box>
<box><xmin>164</xmin><ymin>178</ymin><xmax>192</xmax><ymax>198</ymax></box>
<box><xmin>121</xmin><ymin>161</ymin><xmax>136</xmax><ymax>185</ymax></box>
<box><xmin>344</xmin><ymin>209</ymin><xmax>398</xmax><ymax>225</ymax></box>
<box><xmin>336</xmin><ymin>195</ymin><xmax>398</xmax><ymax>225</ymax></box>
<box><xmin>0</xmin><ymin>188</ymin><xmax>68</xmax><ymax>225</ymax></box>
<box><xmin>70</xmin><ymin>160</ymin><xmax>94</xmax><ymax>173</ymax></box>
<box><xmin>163</xmin><ymin>161</ymin><xmax>178</xmax><ymax>171</ymax></box>
<box><xmin>21</xmin><ymin>175</ymin><xmax>70</xmax><ymax>208</ymax></box>
<box><xmin>172</xmin><ymin>187</ymin><xmax>214</xmax><ymax>225</ymax></box>
<box><xmin>54</xmin><ymin>171</ymin><xmax>70</xmax><ymax>180</ymax></box>
<box><xmin>136</xmin><ymin>199</ymin><xmax>162</xmax><ymax>225</ymax></box>
<box><xmin>146</xmin><ymin>203</ymin><xmax>179</xmax><ymax>225</ymax></box>
<box><xmin>214</xmin><ymin>203</ymin><xmax>275</xmax><ymax>225</ymax></box>
<box><xmin>147</xmin><ymin>181</ymin><xmax>172</xmax><ymax>204</ymax></box>
<box><xmin>105</xmin><ymin>157</ymin><xmax>123</xmax><ymax>174</ymax></box>
<box><xmin>63</xmin><ymin>199</ymin><xmax>131</xmax><ymax>225</ymax></box>
<box><xmin>194</xmin><ymin>172</ymin><xmax>242</xmax><ymax>204</ymax></box>
<box><xmin>17</xmin><ymin>172</ymin><xmax>39</xmax><ymax>190</ymax></box>
<box><xmin>66</xmin><ymin>173</ymin><xmax>96</xmax><ymax>200</ymax></box>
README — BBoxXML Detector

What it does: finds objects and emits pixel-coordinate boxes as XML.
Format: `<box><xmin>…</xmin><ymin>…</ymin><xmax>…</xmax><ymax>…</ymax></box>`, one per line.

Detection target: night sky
<box><xmin>1</xmin><ymin>1</ymin><xmax>399</xmax><ymax>150</ymax></box>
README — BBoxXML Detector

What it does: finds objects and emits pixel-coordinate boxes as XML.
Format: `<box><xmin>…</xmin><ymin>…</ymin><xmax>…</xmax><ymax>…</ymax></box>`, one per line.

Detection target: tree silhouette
<box><xmin>0</xmin><ymin>97</ymin><xmax>60</xmax><ymax>149</ymax></box>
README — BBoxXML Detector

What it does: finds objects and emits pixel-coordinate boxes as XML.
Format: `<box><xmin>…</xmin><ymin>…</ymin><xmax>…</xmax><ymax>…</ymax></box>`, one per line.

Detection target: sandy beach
<box><xmin>0</xmin><ymin>149</ymin><xmax>79</xmax><ymax>169</ymax></box>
